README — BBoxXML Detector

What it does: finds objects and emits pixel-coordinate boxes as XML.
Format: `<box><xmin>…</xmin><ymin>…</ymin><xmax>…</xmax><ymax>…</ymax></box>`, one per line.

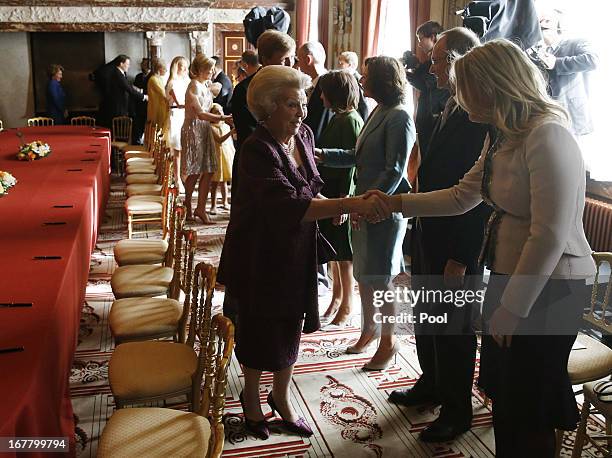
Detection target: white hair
<box><xmin>339</xmin><ymin>51</ymin><xmax>359</xmax><ymax>69</ymax></box>
<box><xmin>247</xmin><ymin>65</ymin><xmax>312</xmax><ymax>121</ymax></box>
<box><xmin>300</xmin><ymin>41</ymin><xmax>327</xmax><ymax>65</ymax></box>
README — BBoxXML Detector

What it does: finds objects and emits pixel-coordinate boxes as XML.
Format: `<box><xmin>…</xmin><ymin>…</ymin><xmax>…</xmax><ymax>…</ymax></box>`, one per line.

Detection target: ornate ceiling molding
<box><xmin>0</xmin><ymin>5</ymin><xmax>255</xmax><ymax>31</ymax></box>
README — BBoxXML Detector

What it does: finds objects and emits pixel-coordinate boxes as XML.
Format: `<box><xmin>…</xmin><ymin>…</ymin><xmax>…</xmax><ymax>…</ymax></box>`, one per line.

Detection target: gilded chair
<box><xmin>27</xmin><ymin>117</ymin><xmax>54</xmax><ymax>127</ymax></box>
<box><xmin>122</xmin><ymin>121</ymin><xmax>158</xmax><ymax>154</ymax></box>
<box><xmin>556</xmin><ymin>252</ymin><xmax>612</xmax><ymax>455</ymax></box>
<box><xmin>111</xmin><ymin>116</ymin><xmax>132</xmax><ymax>174</ymax></box>
<box><xmin>0</xmin><ymin>120</ymin><xmax>4</xmax><ymax>131</ymax></box>
<box><xmin>99</xmin><ymin>313</ymin><xmax>234</xmax><ymax>458</ymax></box>
<box><xmin>113</xmin><ymin>191</ymin><xmax>182</xmax><ymax>267</ymax></box>
<box><xmin>571</xmin><ymin>380</ymin><xmax>612</xmax><ymax>457</ymax></box>
<box><xmin>125</xmin><ymin>144</ymin><xmax>167</xmax><ymax>187</ymax></box>
<box><xmin>124</xmin><ymin>152</ymin><xmax>174</xmax><ymax>239</ymax></box>
<box><xmin>109</xmin><ymin>209</ymin><xmax>195</xmax><ymax>345</ymax></box>
<box><xmin>70</xmin><ymin>116</ymin><xmax>96</xmax><ymax>127</ymax></box>
<box><xmin>108</xmin><ymin>257</ymin><xmax>218</xmax><ymax>411</ymax></box>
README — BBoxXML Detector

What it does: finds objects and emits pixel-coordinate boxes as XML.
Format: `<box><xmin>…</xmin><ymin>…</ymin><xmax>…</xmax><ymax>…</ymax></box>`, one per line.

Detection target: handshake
<box><xmin>338</xmin><ymin>190</ymin><xmax>397</xmax><ymax>228</ymax></box>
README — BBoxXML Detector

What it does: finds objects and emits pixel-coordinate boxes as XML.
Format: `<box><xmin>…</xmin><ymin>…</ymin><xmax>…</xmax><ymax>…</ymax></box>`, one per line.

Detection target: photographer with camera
<box><xmin>535</xmin><ymin>7</ymin><xmax>598</xmax><ymax>140</ymax></box>
<box><xmin>405</xmin><ymin>21</ymin><xmax>450</xmax><ymax>159</ymax></box>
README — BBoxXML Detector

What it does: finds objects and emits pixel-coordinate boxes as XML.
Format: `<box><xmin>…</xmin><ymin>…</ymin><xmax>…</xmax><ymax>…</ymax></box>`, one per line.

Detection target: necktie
<box><xmin>439</xmin><ymin>98</ymin><xmax>457</xmax><ymax>130</ymax></box>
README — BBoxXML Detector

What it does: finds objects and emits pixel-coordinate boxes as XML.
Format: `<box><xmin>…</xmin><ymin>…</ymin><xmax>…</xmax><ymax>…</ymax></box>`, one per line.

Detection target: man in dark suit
<box><xmin>132</xmin><ymin>58</ymin><xmax>150</xmax><ymax>144</ymax></box>
<box><xmin>298</xmin><ymin>41</ymin><xmax>369</xmax><ymax>144</ymax></box>
<box><xmin>211</xmin><ymin>56</ymin><xmax>234</xmax><ymax>113</ymax></box>
<box><xmin>108</xmin><ymin>55</ymin><xmax>146</xmax><ymax>122</ymax></box>
<box><xmin>388</xmin><ymin>27</ymin><xmax>491</xmax><ymax>444</ymax></box>
<box><xmin>537</xmin><ymin>8</ymin><xmax>598</xmax><ymax>137</ymax></box>
<box><xmin>406</xmin><ymin>21</ymin><xmax>450</xmax><ymax>157</ymax></box>
<box><xmin>93</xmin><ymin>55</ymin><xmax>122</xmax><ymax>128</ymax></box>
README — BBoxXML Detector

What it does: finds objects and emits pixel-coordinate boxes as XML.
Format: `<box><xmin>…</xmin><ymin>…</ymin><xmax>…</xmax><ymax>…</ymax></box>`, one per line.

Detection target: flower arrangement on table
<box><xmin>0</xmin><ymin>171</ymin><xmax>17</xmax><ymax>196</ymax></box>
<box><xmin>17</xmin><ymin>141</ymin><xmax>51</xmax><ymax>161</ymax></box>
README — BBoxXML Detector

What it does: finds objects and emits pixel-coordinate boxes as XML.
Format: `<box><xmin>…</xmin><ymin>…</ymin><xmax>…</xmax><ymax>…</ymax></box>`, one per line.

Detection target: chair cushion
<box><xmin>109</xmin><ymin>341</ymin><xmax>197</xmax><ymax>400</ymax></box>
<box><xmin>126</xmin><ymin>196</ymin><xmax>163</xmax><ymax>214</ymax></box>
<box><xmin>98</xmin><ymin>407</ymin><xmax>210</xmax><ymax>458</ymax></box>
<box><xmin>127</xmin><ymin>164</ymin><xmax>157</xmax><ymax>174</ymax></box>
<box><xmin>114</xmin><ymin>239</ymin><xmax>168</xmax><ymax>266</ymax></box>
<box><xmin>109</xmin><ymin>297</ymin><xmax>181</xmax><ymax>341</ymax></box>
<box><xmin>121</xmin><ymin>144</ymin><xmax>149</xmax><ymax>152</ymax></box>
<box><xmin>126</xmin><ymin>157</ymin><xmax>154</xmax><ymax>165</ymax></box>
<box><xmin>568</xmin><ymin>334</ymin><xmax>612</xmax><ymax>385</ymax></box>
<box><xmin>125</xmin><ymin>151</ymin><xmax>153</xmax><ymax>160</ymax></box>
<box><xmin>111</xmin><ymin>265</ymin><xmax>173</xmax><ymax>298</ymax></box>
<box><xmin>126</xmin><ymin>173</ymin><xmax>158</xmax><ymax>185</ymax></box>
<box><xmin>111</xmin><ymin>141</ymin><xmax>129</xmax><ymax>149</ymax></box>
<box><xmin>583</xmin><ymin>381</ymin><xmax>612</xmax><ymax>418</ymax></box>
<box><xmin>126</xmin><ymin>183</ymin><xmax>163</xmax><ymax>197</ymax></box>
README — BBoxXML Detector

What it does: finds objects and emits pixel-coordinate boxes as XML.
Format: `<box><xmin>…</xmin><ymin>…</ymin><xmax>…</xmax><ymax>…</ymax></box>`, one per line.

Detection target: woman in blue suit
<box><xmin>47</xmin><ymin>64</ymin><xmax>66</xmax><ymax>125</ymax></box>
<box><xmin>317</xmin><ymin>56</ymin><xmax>415</xmax><ymax>370</ymax></box>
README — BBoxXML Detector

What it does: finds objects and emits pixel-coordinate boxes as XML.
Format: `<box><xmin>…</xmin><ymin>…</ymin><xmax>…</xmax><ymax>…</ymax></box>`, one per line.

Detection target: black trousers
<box><xmin>411</xmin><ymin>227</ymin><xmax>481</xmax><ymax>426</ymax></box>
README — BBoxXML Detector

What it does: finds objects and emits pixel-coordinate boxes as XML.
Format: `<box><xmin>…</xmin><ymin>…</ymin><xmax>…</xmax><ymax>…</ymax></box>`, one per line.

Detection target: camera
<box><xmin>401</xmin><ymin>50</ymin><xmax>419</xmax><ymax>70</ymax></box>
<box><xmin>457</xmin><ymin>1</ymin><xmax>500</xmax><ymax>37</ymax></box>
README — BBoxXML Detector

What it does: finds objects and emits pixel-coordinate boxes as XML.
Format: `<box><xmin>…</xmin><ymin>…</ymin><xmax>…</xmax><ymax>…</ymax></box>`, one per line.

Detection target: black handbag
<box><xmin>316</xmin><ymin>223</ymin><xmax>336</xmax><ymax>265</ymax></box>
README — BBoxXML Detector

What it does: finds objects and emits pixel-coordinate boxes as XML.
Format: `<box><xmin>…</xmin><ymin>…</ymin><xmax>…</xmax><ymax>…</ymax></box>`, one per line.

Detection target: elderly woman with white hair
<box><xmin>218</xmin><ymin>65</ymin><xmax>389</xmax><ymax>440</ymax></box>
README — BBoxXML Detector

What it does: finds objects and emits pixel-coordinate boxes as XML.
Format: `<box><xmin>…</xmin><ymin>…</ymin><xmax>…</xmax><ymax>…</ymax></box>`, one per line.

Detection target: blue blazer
<box><xmin>320</xmin><ymin>104</ymin><xmax>415</xmax><ymax>195</ymax></box>
<box><xmin>46</xmin><ymin>79</ymin><xmax>66</xmax><ymax>125</ymax></box>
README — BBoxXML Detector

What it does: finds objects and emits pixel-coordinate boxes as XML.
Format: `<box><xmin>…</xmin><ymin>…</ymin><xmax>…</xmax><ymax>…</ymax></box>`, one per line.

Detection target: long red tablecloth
<box><xmin>0</xmin><ymin>126</ymin><xmax>110</xmax><ymax>456</ymax></box>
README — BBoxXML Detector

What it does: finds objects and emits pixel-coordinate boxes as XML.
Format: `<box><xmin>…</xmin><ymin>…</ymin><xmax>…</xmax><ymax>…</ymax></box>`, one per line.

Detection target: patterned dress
<box><xmin>180</xmin><ymin>79</ymin><xmax>217</xmax><ymax>177</ymax></box>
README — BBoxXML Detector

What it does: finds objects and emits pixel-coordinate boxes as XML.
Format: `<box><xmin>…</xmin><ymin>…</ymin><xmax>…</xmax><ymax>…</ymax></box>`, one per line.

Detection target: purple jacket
<box><xmin>217</xmin><ymin>123</ymin><xmax>323</xmax><ymax>333</ymax></box>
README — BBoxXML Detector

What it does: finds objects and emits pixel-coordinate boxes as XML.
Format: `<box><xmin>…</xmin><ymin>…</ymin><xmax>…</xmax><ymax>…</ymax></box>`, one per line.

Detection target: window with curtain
<box><xmin>309</xmin><ymin>0</ymin><xmax>320</xmax><ymax>43</ymax></box>
<box><xmin>378</xmin><ymin>0</ymin><xmax>414</xmax><ymax>111</ymax></box>
<box><xmin>556</xmin><ymin>1</ymin><xmax>611</xmax><ymax>182</ymax></box>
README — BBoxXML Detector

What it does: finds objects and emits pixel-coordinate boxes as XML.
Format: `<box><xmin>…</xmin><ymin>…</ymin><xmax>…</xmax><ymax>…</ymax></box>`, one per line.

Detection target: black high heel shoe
<box><xmin>266</xmin><ymin>392</ymin><xmax>313</xmax><ymax>437</ymax></box>
<box><xmin>239</xmin><ymin>391</ymin><xmax>270</xmax><ymax>440</ymax></box>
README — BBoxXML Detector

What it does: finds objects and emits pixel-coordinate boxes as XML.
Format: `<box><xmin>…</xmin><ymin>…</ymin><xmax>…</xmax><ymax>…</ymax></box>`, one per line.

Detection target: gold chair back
<box><xmin>584</xmin><ymin>252</ymin><xmax>612</xmax><ymax>334</ymax></box>
<box><xmin>201</xmin><ymin>314</ymin><xmax>234</xmax><ymax>458</ymax></box>
<box><xmin>70</xmin><ymin>116</ymin><xmax>96</xmax><ymax>127</ymax></box>
<box><xmin>111</xmin><ymin>116</ymin><xmax>132</xmax><ymax>142</ymax></box>
<box><xmin>0</xmin><ymin>119</ymin><xmax>3</xmax><ymax>131</ymax></box>
<box><xmin>27</xmin><ymin>117</ymin><xmax>54</xmax><ymax>127</ymax></box>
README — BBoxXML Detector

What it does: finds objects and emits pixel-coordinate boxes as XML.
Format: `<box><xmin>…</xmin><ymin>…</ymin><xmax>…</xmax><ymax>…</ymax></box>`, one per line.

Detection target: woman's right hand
<box><xmin>314</xmin><ymin>148</ymin><xmax>324</xmax><ymax>164</ymax></box>
<box><xmin>350</xmin><ymin>194</ymin><xmax>391</xmax><ymax>223</ymax></box>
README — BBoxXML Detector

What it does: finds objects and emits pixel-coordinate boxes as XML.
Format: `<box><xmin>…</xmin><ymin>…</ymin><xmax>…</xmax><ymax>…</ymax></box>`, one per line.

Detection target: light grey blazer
<box><xmin>320</xmin><ymin>104</ymin><xmax>416</xmax><ymax>285</ymax></box>
<box><xmin>401</xmin><ymin>118</ymin><xmax>596</xmax><ymax>317</ymax></box>
<box><xmin>320</xmin><ymin>104</ymin><xmax>414</xmax><ymax>195</ymax></box>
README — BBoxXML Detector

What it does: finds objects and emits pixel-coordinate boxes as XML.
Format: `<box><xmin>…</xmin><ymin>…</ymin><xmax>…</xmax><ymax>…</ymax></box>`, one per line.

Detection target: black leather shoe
<box><xmin>419</xmin><ymin>418</ymin><xmax>471</xmax><ymax>443</ymax></box>
<box><xmin>388</xmin><ymin>388</ymin><xmax>439</xmax><ymax>407</ymax></box>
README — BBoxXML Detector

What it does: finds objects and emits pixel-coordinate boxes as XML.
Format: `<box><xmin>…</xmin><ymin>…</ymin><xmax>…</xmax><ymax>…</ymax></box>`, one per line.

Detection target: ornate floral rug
<box><xmin>71</xmin><ymin>178</ymin><xmax>606</xmax><ymax>457</ymax></box>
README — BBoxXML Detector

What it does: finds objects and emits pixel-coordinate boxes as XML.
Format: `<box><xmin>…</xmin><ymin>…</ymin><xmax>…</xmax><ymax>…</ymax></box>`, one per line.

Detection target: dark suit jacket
<box><xmin>218</xmin><ymin>123</ymin><xmax>323</xmax><ymax>332</ymax></box>
<box><xmin>108</xmin><ymin>67</ymin><xmax>144</xmax><ymax>119</ymax></box>
<box><xmin>406</xmin><ymin>62</ymin><xmax>450</xmax><ymax>156</ymax></box>
<box><xmin>415</xmin><ymin>105</ymin><xmax>491</xmax><ymax>274</ymax></box>
<box><xmin>305</xmin><ymin>78</ymin><xmax>369</xmax><ymax>144</ymax></box>
<box><xmin>228</xmin><ymin>71</ymin><xmax>257</xmax><ymax>150</ymax></box>
<box><xmin>547</xmin><ymin>38</ymin><xmax>598</xmax><ymax>136</ymax></box>
<box><xmin>213</xmin><ymin>70</ymin><xmax>234</xmax><ymax>112</ymax></box>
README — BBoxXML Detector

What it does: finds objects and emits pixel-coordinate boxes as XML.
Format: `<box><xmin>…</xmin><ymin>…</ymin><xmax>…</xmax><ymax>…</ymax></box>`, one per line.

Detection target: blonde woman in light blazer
<box><xmin>368</xmin><ymin>39</ymin><xmax>595</xmax><ymax>457</ymax></box>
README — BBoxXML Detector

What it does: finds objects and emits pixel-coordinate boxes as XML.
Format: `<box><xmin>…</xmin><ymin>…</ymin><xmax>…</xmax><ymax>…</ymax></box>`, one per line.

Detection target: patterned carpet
<box><xmin>70</xmin><ymin>177</ymin><xmax>607</xmax><ymax>457</ymax></box>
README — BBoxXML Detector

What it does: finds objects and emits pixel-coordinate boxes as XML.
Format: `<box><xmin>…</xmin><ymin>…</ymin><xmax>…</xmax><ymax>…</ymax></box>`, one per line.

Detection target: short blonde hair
<box><xmin>339</xmin><ymin>51</ymin><xmax>358</xmax><ymax>69</ymax></box>
<box><xmin>190</xmin><ymin>54</ymin><xmax>215</xmax><ymax>78</ymax></box>
<box><xmin>452</xmin><ymin>39</ymin><xmax>568</xmax><ymax>145</ymax></box>
<box><xmin>257</xmin><ymin>30</ymin><xmax>296</xmax><ymax>65</ymax></box>
<box><xmin>247</xmin><ymin>65</ymin><xmax>311</xmax><ymax>121</ymax></box>
<box><xmin>210</xmin><ymin>103</ymin><xmax>223</xmax><ymax>116</ymax></box>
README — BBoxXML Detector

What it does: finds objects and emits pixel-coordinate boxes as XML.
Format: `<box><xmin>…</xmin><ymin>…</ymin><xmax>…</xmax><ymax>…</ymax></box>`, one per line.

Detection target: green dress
<box><xmin>317</xmin><ymin>110</ymin><xmax>364</xmax><ymax>261</ymax></box>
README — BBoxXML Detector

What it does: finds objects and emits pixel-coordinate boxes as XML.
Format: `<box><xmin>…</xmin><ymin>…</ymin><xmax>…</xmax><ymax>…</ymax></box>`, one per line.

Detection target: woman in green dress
<box><xmin>318</xmin><ymin>70</ymin><xmax>364</xmax><ymax>326</ymax></box>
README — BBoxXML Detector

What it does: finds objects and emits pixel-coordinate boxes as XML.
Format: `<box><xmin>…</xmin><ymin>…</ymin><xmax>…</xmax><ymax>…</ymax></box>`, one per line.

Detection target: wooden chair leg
<box><xmin>127</xmin><ymin>213</ymin><xmax>133</xmax><ymax>239</ymax></box>
<box><xmin>571</xmin><ymin>400</ymin><xmax>591</xmax><ymax>458</ymax></box>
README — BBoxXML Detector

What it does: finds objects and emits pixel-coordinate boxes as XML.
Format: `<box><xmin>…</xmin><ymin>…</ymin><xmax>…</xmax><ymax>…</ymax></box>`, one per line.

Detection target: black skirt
<box><xmin>478</xmin><ymin>273</ymin><xmax>588</xmax><ymax>431</ymax></box>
